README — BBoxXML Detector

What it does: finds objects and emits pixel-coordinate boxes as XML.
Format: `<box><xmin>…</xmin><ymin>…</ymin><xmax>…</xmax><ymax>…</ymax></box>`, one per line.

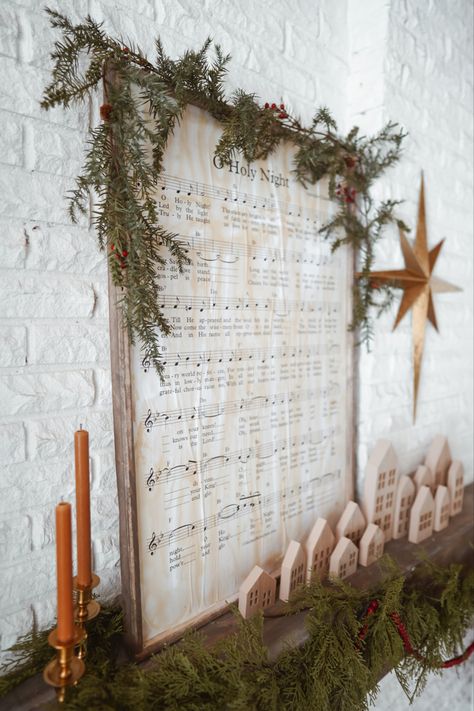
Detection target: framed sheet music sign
<box><xmin>109</xmin><ymin>105</ymin><xmax>354</xmax><ymax>657</ymax></box>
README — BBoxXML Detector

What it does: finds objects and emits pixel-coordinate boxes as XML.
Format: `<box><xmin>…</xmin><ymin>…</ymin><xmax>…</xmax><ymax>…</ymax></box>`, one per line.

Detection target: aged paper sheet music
<box><xmin>129</xmin><ymin>105</ymin><xmax>353</xmax><ymax>647</ymax></box>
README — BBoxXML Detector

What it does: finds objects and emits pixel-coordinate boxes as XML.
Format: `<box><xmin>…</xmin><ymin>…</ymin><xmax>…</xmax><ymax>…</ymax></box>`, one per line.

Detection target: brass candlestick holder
<box><xmin>43</xmin><ymin>626</ymin><xmax>85</xmax><ymax>703</ymax></box>
<box><xmin>73</xmin><ymin>573</ymin><xmax>100</xmax><ymax>659</ymax></box>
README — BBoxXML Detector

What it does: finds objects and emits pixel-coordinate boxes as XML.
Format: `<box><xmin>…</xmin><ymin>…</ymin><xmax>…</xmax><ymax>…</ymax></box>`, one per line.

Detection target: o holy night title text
<box><xmin>212</xmin><ymin>156</ymin><xmax>289</xmax><ymax>189</ymax></box>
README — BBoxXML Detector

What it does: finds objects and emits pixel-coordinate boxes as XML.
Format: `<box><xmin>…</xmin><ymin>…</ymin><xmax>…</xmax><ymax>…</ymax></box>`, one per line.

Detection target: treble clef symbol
<box><xmin>146</xmin><ymin>467</ymin><xmax>156</xmax><ymax>491</ymax></box>
<box><xmin>144</xmin><ymin>410</ymin><xmax>153</xmax><ymax>432</ymax></box>
<box><xmin>148</xmin><ymin>532</ymin><xmax>158</xmax><ymax>555</ymax></box>
<box><xmin>142</xmin><ymin>354</ymin><xmax>151</xmax><ymax>372</ymax></box>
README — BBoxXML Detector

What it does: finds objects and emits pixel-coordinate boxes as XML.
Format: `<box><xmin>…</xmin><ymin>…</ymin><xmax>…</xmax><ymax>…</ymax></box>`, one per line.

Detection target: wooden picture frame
<box><xmin>108</xmin><ymin>103</ymin><xmax>356</xmax><ymax>658</ymax></box>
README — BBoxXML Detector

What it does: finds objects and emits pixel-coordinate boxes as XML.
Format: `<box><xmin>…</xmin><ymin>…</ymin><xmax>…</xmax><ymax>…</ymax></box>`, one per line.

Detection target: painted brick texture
<box><xmin>0</xmin><ymin>0</ymin><xmax>350</xmax><ymax>662</ymax></box>
<box><xmin>0</xmin><ymin>1</ymin><xmax>472</xmax><ymax>707</ymax></box>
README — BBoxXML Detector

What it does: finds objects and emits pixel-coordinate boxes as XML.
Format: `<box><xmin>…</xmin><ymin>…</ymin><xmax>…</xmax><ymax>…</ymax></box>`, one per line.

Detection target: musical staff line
<box><xmin>168</xmin><ymin>233</ymin><xmax>338</xmax><ymax>268</ymax></box>
<box><xmin>156</xmin><ymin>294</ymin><xmax>341</xmax><ymax>315</ymax></box>
<box><xmin>141</xmin><ymin>343</ymin><xmax>341</xmax><ymax>372</ymax></box>
<box><xmin>146</xmin><ymin>469</ymin><xmax>341</xmax><ymax>554</ymax></box>
<box><xmin>142</xmin><ymin>384</ymin><xmax>339</xmax><ymax>431</ymax></box>
<box><xmin>145</xmin><ymin>423</ymin><xmax>341</xmax><ymax>491</ymax></box>
<box><xmin>158</xmin><ymin>173</ymin><xmax>330</xmax><ymax>216</ymax></box>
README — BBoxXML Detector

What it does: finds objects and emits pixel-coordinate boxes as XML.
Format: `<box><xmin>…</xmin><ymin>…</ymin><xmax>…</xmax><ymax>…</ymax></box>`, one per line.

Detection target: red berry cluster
<box><xmin>343</xmin><ymin>154</ymin><xmax>358</xmax><ymax>169</ymax></box>
<box><xmin>355</xmin><ymin>598</ymin><xmax>474</xmax><ymax>670</ymax></box>
<box><xmin>389</xmin><ymin>611</ymin><xmax>418</xmax><ymax>657</ymax></box>
<box><xmin>336</xmin><ymin>183</ymin><xmax>357</xmax><ymax>204</ymax></box>
<box><xmin>111</xmin><ymin>244</ymin><xmax>128</xmax><ymax>269</ymax></box>
<box><xmin>121</xmin><ymin>46</ymin><xmax>148</xmax><ymax>68</ymax></box>
<box><xmin>264</xmin><ymin>102</ymin><xmax>288</xmax><ymax>119</ymax></box>
<box><xmin>100</xmin><ymin>103</ymin><xmax>113</xmax><ymax>121</ymax></box>
<box><xmin>357</xmin><ymin>599</ymin><xmax>379</xmax><ymax>645</ymax></box>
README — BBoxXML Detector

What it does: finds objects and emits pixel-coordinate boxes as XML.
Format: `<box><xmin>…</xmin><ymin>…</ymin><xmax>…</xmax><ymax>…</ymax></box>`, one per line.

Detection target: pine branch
<box><xmin>42</xmin><ymin>8</ymin><xmax>407</xmax><ymax>373</ymax></box>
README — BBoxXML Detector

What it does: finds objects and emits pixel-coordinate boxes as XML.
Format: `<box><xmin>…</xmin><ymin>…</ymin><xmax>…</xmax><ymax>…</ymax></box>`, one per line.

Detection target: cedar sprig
<box><xmin>42</xmin><ymin>9</ymin><xmax>407</xmax><ymax>375</ymax></box>
<box><xmin>1</xmin><ymin>559</ymin><xmax>473</xmax><ymax>709</ymax></box>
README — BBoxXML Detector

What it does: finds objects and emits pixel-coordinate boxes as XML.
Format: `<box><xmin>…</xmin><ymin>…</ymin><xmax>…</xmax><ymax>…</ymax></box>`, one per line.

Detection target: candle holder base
<box><xmin>43</xmin><ymin>627</ymin><xmax>85</xmax><ymax>703</ymax></box>
<box><xmin>73</xmin><ymin>573</ymin><xmax>100</xmax><ymax>659</ymax></box>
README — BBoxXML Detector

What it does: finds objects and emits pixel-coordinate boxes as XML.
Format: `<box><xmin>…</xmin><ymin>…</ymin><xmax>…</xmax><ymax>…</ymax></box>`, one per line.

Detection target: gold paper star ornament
<box><xmin>363</xmin><ymin>175</ymin><xmax>461</xmax><ymax>421</ymax></box>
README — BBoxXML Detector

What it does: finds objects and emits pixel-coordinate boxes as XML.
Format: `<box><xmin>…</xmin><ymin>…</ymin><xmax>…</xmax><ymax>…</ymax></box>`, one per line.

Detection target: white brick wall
<box><xmin>0</xmin><ymin>1</ymin><xmax>472</xmax><ymax>707</ymax></box>
<box><xmin>352</xmin><ymin>0</ymin><xmax>474</xmax><ymax>496</ymax></box>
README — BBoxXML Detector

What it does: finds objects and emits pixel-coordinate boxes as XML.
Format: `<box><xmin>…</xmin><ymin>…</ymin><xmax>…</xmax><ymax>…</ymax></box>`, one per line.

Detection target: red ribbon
<box><xmin>358</xmin><ymin>599</ymin><xmax>474</xmax><ymax>669</ymax></box>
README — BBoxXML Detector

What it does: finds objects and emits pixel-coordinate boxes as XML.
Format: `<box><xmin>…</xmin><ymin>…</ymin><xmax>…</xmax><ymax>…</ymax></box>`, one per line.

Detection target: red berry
<box><xmin>280</xmin><ymin>103</ymin><xmax>285</xmax><ymax>109</ymax></box>
<box><xmin>122</xmin><ymin>250</ymin><xmax>128</xmax><ymax>257</ymax></box>
<box><xmin>111</xmin><ymin>243</ymin><xmax>115</xmax><ymax>251</ymax></box>
<box><xmin>278</xmin><ymin>112</ymin><xmax>287</xmax><ymax>119</ymax></box>
<box><xmin>271</xmin><ymin>102</ymin><xmax>277</xmax><ymax>109</ymax></box>
<box><xmin>264</xmin><ymin>102</ymin><xmax>270</xmax><ymax>109</ymax></box>
<box><xmin>100</xmin><ymin>103</ymin><xmax>113</xmax><ymax>121</ymax></box>
<box><xmin>122</xmin><ymin>46</ymin><xmax>129</xmax><ymax>53</ymax></box>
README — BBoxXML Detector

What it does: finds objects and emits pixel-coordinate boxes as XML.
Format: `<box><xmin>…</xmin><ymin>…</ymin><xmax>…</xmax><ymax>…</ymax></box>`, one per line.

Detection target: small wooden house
<box><xmin>279</xmin><ymin>540</ymin><xmax>306</xmax><ymax>601</ymax></box>
<box><xmin>359</xmin><ymin>523</ymin><xmax>384</xmax><ymax>567</ymax></box>
<box><xmin>392</xmin><ymin>474</ymin><xmax>416</xmax><ymax>540</ymax></box>
<box><xmin>433</xmin><ymin>485</ymin><xmax>450</xmax><ymax>532</ymax></box>
<box><xmin>238</xmin><ymin>565</ymin><xmax>276</xmax><ymax>618</ymax></box>
<box><xmin>362</xmin><ymin>439</ymin><xmax>398</xmax><ymax>542</ymax></box>
<box><xmin>413</xmin><ymin>464</ymin><xmax>434</xmax><ymax>493</ymax></box>
<box><xmin>408</xmin><ymin>485</ymin><xmax>434</xmax><ymax>544</ymax></box>
<box><xmin>329</xmin><ymin>536</ymin><xmax>358</xmax><ymax>580</ymax></box>
<box><xmin>424</xmin><ymin>434</ymin><xmax>451</xmax><ymax>488</ymax></box>
<box><xmin>305</xmin><ymin>517</ymin><xmax>335</xmax><ymax>582</ymax></box>
<box><xmin>447</xmin><ymin>460</ymin><xmax>464</xmax><ymax>516</ymax></box>
<box><xmin>336</xmin><ymin>501</ymin><xmax>366</xmax><ymax>546</ymax></box>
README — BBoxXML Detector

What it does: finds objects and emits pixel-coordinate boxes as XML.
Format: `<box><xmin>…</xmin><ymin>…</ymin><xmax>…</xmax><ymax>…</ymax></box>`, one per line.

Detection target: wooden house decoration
<box><xmin>433</xmin><ymin>485</ymin><xmax>451</xmax><ymax>532</ymax></box>
<box><xmin>238</xmin><ymin>565</ymin><xmax>276</xmax><ymax>618</ymax></box>
<box><xmin>279</xmin><ymin>540</ymin><xmax>306</xmax><ymax>602</ymax></box>
<box><xmin>408</xmin><ymin>485</ymin><xmax>434</xmax><ymax>544</ymax></box>
<box><xmin>424</xmin><ymin>434</ymin><xmax>451</xmax><ymax>488</ymax></box>
<box><xmin>447</xmin><ymin>460</ymin><xmax>464</xmax><ymax>516</ymax></box>
<box><xmin>413</xmin><ymin>464</ymin><xmax>434</xmax><ymax>493</ymax></box>
<box><xmin>305</xmin><ymin>517</ymin><xmax>335</xmax><ymax>582</ymax></box>
<box><xmin>359</xmin><ymin>523</ymin><xmax>384</xmax><ymax>567</ymax></box>
<box><xmin>336</xmin><ymin>501</ymin><xmax>366</xmax><ymax>546</ymax></box>
<box><xmin>362</xmin><ymin>439</ymin><xmax>398</xmax><ymax>542</ymax></box>
<box><xmin>392</xmin><ymin>474</ymin><xmax>416</xmax><ymax>540</ymax></box>
<box><xmin>329</xmin><ymin>536</ymin><xmax>358</xmax><ymax>580</ymax></box>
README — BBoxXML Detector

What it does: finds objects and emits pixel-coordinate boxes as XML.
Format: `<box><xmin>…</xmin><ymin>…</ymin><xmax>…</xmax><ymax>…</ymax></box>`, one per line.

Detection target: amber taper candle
<box><xmin>74</xmin><ymin>428</ymin><xmax>92</xmax><ymax>587</ymax></box>
<box><xmin>55</xmin><ymin>502</ymin><xmax>75</xmax><ymax>644</ymax></box>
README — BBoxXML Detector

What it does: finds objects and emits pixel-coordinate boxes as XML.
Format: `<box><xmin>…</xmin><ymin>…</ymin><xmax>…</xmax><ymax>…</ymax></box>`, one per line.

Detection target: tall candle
<box><xmin>55</xmin><ymin>502</ymin><xmax>75</xmax><ymax>643</ymax></box>
<box><xmin>74</xmin><ymin>428</ymin><xmax>92</xmax><ymax>587</ymax></box>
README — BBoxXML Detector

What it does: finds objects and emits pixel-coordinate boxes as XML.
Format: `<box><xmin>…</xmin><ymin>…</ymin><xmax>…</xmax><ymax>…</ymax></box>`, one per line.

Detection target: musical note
<box><xmin>141</xmin><ymin>344</ymin><xmax>338</xmax><ymax>372</ymax></box>
<box><xmin>142</xmin><ymin>388</ymin><xmax>318</xmax><ymax>431</ymax></box>
<box><xmin>158</xmin><ymin>173</ymin><xmax>331</xmax><ymax>217</ymax></box>
<box><xmin>143</xmin><ymin>424</ymin><xmax>342</xmax><ymax>492</ymax></box>
<box><xmin>145</xmin><ymin>473</ymin><xmax>341</xmax><ymax>554</ymax></box>
<box><xmin>156</xmin><ymin>293</ymin><xmax>338</xmax><ymax>315</ymax></box>
<box><xmin>169</xmin><ymin>523</ymin><xmax>196</xmax><ymax>539</ymax></box>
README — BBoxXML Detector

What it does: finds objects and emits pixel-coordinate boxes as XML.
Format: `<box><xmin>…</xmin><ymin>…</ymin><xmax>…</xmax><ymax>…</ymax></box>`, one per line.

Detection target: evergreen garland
<box><xmin>42</xmin><ymin>9</ymin><xmax>407</xmax><ymax>377</ymax></box>
<box><xmin>1</xmin><ymin>558</ymin><xmax>473</xmax><ymax>710</ymax></box>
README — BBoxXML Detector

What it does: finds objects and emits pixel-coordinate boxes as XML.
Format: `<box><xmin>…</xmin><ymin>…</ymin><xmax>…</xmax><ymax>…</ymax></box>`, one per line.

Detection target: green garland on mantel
<box><xmin>1</xmin><ymin>558</ymin><xmax>473</xmax><ymax>710</ymax></box>
<box><xmin>41</xmin><ymin>8</ymin><xmax>408</xmax><ymax>378</ymax></box>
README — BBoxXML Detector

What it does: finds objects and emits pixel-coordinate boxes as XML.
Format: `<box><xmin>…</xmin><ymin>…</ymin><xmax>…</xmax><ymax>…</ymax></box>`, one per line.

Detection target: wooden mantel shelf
<box><xmin>2</xmin><ymin>484</ymin><xmax>473</xmax><ymax>711</ymax></box>
<box><xmin>195</xmin><ymin>482</ymin><xmax>474</xmax><ymax>660</ymax></box>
